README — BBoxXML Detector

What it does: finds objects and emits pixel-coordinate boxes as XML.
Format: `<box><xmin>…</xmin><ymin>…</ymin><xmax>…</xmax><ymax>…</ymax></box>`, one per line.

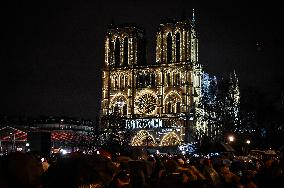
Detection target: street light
<box><xmin>25</xmin><ymin>142</ymin><xmax>30</xmax><ymax>152</ymax></box>
<box><xmin>228</xmin><ymin>135</ymin><xmax>235</xmax><ymax>142</ymax></box>
<box><xmin>245</xmin><ymin>139</ymin><xmax>251</xmax><ymax>155</ymax></box>
<box><xmin>10</xmin><ymin>132</ymin><xmax>15</xmax><ymax>152</ymax></box>
<box><xmin>246</xmin><ymin>140</ymin><xmax>251</xmax><ymax>145</ymax></box>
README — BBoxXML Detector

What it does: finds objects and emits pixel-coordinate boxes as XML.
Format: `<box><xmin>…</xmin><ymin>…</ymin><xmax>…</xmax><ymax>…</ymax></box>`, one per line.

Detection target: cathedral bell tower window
<box><xmin>123</xmin><ymin>38</ymin><xmax>128</xmax><ymax>66</ymax></box>
<box><xmin>167</xmin><ymin>33</ymin><xmax>172</xmax><ymax>63</ymax></box>
<box><xmin>114</xmin><ymin>38</ymin><xmax>120</xmax><ymax>66</ymax></box>
<box><xmin>176</xmin><ymin>32</ymin><xmax>180</xmax><ymax>62</ymax></box>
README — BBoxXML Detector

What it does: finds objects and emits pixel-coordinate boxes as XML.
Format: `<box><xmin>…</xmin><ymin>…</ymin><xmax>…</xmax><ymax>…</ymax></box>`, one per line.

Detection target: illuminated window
<box><xmin>109</xmin><ymin>40</ymin><xmax>114</xmax><ymax>66</ymax></box>
<box><xmin>115</xmin><ymin>38</ymin><xmax>120</xmax><ymax>66</ymax></box>
<box><xmin>167</xmin><ymin>33</ymin><xmax>172</xmax><ymax>63</ymax></box>
<box><xmin>176</xmin><ymin>32</ymin><xmax>180</xmax><ymax>62</ymax></box>
<box><xmin>123</xmin><ymin>37</ymin><xmax>128</xmax><ymax>66</ymax></box>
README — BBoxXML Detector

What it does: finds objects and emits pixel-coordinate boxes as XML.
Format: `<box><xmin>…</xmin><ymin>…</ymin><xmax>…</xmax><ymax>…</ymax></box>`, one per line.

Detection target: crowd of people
<box><xmin>0</xmin><ymin>150</ymin><xmax>283</xmax><ymax>188</ymax></box>
<box><xmin>108</xmin><ymin>152</ymin><xmax>283</xmax><ymax>188</ymax></box>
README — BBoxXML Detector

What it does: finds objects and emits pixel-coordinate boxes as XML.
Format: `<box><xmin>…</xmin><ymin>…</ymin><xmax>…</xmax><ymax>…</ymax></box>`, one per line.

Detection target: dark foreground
<box><xmin>0</xmin><ymin>151</ymin><xmax>283</xmax><ymax>188</ymax></box>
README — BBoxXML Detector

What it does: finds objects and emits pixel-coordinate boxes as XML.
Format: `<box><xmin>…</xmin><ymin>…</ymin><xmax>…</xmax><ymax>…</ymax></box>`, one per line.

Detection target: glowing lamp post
<box><xmin>10</xmin><ymin>132</ymin><xmax>16</xmax><ymax>152</ymax></box>
<box><xmin>246</xmin><ymin>140</ymin><xmax>251</xmax><ymax>145</ymax></box>
<box><xmin>228</xmin><ymin>135</ymin><xmax>235</xmax><ymax>143</ymax></box>
<box><xmin>245</xmin><ymin>139</ymin><xmax>251</xmax><ymax>155</ymax></box>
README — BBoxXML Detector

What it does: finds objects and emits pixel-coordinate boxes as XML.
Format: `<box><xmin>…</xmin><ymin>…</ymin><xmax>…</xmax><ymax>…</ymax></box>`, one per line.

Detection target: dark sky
<box><xmin>0</xmin><ymin>0</ymin><xmax>283</xmax><ymax>119</ymax></box>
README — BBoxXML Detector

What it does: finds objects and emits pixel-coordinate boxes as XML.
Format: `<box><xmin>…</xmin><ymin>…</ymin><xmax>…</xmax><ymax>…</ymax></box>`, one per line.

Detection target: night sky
<box><xmin>1</xmin><ymin>0</ymin><xmax>283</xmax><ymax>119</ymax></box>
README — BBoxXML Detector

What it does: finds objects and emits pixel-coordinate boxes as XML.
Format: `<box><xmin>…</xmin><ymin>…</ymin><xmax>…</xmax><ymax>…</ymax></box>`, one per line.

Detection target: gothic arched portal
<box><xmin>160</xmin><ymin>132</ymin><xmax>181</xmax><ymax>146</ymax></box>
<box><xmin>131</xmin><ymin>130</ymin><xmax>156</xmax><ymax>146</ymax></box>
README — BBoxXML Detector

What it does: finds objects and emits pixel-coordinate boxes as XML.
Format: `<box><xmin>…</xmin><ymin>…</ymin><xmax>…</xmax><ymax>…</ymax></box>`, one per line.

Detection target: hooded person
<box><xmin>0</xmin><ymin>152</ymin><xmax>44</xmax><ymax>188</ymax></box>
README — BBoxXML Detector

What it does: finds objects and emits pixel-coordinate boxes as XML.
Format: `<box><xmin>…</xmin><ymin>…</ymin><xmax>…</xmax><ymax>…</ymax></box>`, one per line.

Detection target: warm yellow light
<box><xmin>228</xmin><ymin>135</ymin><xmax>235</xmax><ymax>142</ymax></box>
<box><xmin>131</xmin><ymin>130</ymin><xmax>156</xmax><ymax>146</ymax></box>
<box><xmin>160</xmin><ymin>132</ymin><xmax>181</xmax><ymax>146</ymax></box>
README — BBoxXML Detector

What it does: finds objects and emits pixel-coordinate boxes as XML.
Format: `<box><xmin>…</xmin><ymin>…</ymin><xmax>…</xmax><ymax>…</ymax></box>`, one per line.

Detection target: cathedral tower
<box><xmin>156</xmin><ymin>19</ymin><xmax>198</xmax><ymax>65</ymax></box>
<box><xmin>101</xmin><ymin>17</ymin><xmax>202</xmax><ymax>146</ymax></box>
<box><xmin>105</xmin><ymin>25</ymin><xmax>146</xmax><ymax>67</ymax></box>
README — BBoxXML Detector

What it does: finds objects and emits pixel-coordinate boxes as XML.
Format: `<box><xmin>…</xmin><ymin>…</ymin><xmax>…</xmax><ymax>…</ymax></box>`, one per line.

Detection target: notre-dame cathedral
<box><xmin>100</xmin><ymin>16</ymin><xmax>205</xmax><ymax>147</ymax></box>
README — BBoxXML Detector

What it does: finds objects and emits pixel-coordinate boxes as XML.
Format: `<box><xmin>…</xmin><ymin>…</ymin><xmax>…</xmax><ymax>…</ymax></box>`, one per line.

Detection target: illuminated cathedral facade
<box><xmin>100</xmin><ymin>18</ymin><xmax>203</xmax><ymax>147</ymax></box>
